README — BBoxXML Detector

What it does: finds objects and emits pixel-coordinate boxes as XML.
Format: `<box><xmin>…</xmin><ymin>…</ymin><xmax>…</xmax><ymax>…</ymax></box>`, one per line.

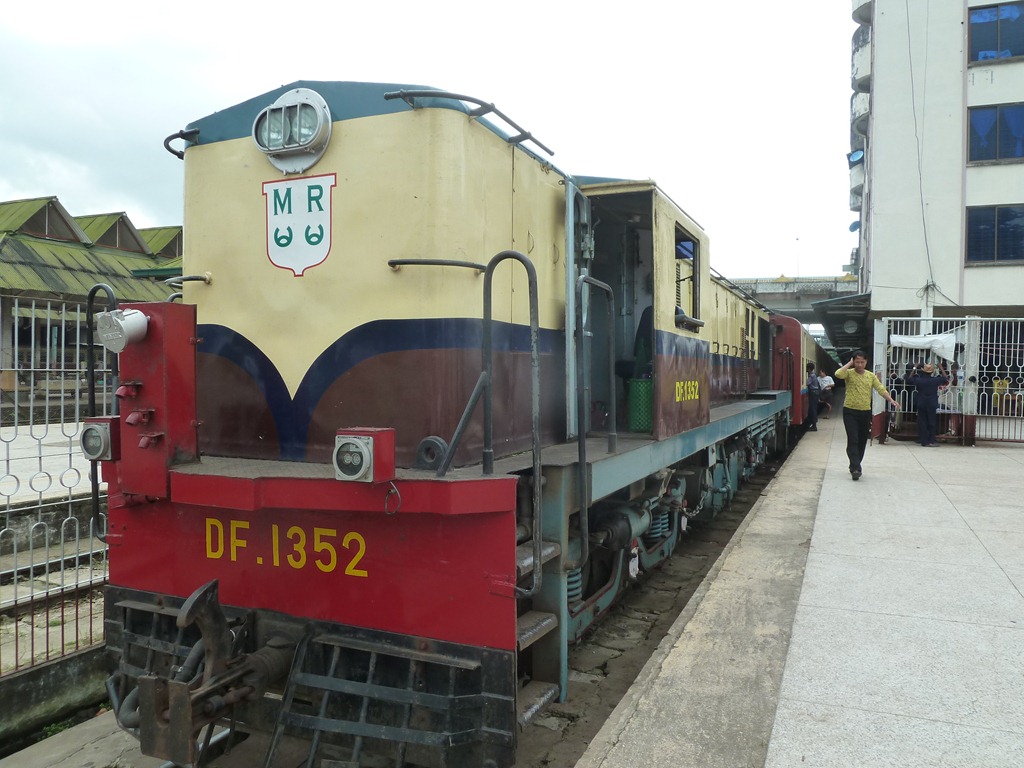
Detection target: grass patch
<box><xmin>41</xmin><ymin>718</ymin><xmax>73</xmax><ymax>738</ymax></box>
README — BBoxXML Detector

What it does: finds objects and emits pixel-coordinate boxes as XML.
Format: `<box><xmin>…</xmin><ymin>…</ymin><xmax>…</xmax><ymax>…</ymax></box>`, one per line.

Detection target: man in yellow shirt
<box><xmin>834</xmin><ymin>350</ymin><xmax>900</xmax><ymax>480</ymax></box>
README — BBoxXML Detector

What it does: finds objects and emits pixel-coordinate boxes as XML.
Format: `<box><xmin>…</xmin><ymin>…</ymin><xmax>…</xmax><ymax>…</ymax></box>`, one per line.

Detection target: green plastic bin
<box><xmin>628</xmin><ymin>378</ymin><xmax>653</xmax><ymax>432</ymax></box>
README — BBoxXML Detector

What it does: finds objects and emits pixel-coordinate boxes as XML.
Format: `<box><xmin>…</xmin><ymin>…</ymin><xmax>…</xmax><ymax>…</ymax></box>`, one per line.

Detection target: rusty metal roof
<box><xmin>0</xmin><ymin>232</ymin><xmax>171</xmax><ymax>303</ymax></box>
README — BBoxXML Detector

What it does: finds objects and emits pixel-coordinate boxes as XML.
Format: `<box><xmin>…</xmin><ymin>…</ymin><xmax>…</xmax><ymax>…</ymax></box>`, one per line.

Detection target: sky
<box><xmin>0</xmin><ymin>1</ymin><xmax>859</xmax><ymax>280</ymax></box>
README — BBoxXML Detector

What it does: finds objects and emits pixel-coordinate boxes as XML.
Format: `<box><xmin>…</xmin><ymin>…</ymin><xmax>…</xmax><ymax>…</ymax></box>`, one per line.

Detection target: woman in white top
<box><xmin>817</xmin><ymin>371</ymin><xmax>836</xmax><ymax>418</ymax></box>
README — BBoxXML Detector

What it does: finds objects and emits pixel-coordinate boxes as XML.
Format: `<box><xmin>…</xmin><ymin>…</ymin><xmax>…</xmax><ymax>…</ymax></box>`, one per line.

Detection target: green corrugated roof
<box><xmin>0</xmin><ymin>197</ymin><xmax>56</xmax><ymax>233</ymax></box>
<box><xmin>75</xmin><ymin>213</ymin><xmax>122</xmax><ymax>241</ymax></box>
<box><xmin>0</xmin><ymin>232</ymin><xmax>171</xmax><ymax>303</ymax></box>
<box><xmin>0</xmin><ymin>197</ymin><xmax>92</xmax><ymax>244</ymax></box>
<box><xmin>74</xmin><ymin>212</ymin><xmax>151</xmax><ymax>255</ymax></box>
<box><xmin>139</xmin><ymin>226</ymin><xmax>182</xmax><ymax>254</ymax></box>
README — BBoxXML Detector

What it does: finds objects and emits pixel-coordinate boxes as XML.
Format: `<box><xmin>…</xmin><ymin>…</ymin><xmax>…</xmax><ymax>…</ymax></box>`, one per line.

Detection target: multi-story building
<box><xmin>821</xmin><ymin>0</ymin><xmax>1024</xmax><ymax>354</ymax></box>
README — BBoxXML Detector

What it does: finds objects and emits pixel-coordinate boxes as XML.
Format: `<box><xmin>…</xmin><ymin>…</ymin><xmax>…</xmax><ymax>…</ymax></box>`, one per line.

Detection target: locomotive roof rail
<box><xmin>710</xmin><ymin>266</ymin><xmax>770</xmax><ymax>312</ymax></box>
<box><xmin>383</xmin><ymin>90</ymin><xmax>555</xmax><ymax>157</ymax></box>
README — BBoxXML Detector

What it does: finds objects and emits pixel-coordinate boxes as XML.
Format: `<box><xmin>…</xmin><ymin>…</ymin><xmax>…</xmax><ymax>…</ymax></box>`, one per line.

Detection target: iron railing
<box><xmin>0</xmin><ymin>296</ymin><xmax>113</xmax><ymax>677</ymax></box>
<box><xmin>881</xmin><ymin>316</ymin><xmax>1024</xmax><ymax>443</ymax></box>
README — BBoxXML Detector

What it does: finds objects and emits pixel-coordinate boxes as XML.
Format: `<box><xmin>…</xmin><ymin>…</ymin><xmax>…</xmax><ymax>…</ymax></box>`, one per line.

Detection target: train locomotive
<box><xmin>82</xmin><ymin>81</ymin><xmax>827</xmax><ymax>767</ymax></box>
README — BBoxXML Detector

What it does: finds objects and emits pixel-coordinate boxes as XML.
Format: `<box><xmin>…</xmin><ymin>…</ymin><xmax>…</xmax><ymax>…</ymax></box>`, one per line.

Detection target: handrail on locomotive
<box><xmin>571</xmin><ymin>272</ymin><xmax>618</xmax><ymax>572</ymax></box>
<box><xmin>421</xmin><ymin>250</ymin><xmax>548</xmax><ymax>597</ymax></box>
<box><xmin>482</xmin><ymin>251</ymin><xmax>543</xmax><ymax>598</ymax></box>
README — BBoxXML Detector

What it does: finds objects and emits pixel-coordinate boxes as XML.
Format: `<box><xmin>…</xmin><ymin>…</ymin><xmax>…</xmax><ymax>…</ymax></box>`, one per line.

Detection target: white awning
<box><xmin>890</xmin><ymin>332</ymin><xmax>957</xmax><ymax>361</ymax></box>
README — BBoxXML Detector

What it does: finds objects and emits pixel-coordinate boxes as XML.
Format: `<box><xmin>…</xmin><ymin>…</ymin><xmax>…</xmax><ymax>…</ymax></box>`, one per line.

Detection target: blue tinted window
<box><xmin>967</xmin><ymin>206</ymin><xmax>1024</xmax><ymax>262</ymax></box>
<box><xmin>997</xmin><ymin>206</ymin><xmax>1024</xmax><ymax>261</ymax></box>
<box><xmin>967</xmin><ymin>207</ymin><xmax>997</xmax><ymax>262</ymax></box>
<box><xmin>969</xmin><ymin>108</ymin><xmax>999</xmax><ymax>160</ymax></box>
<box><xmin>969</xmin><ymin>104</ymin><xmax>1024</xmax><ymax>161</ymax></box>
<box><xmin>1004</xmin><ymin>4</ymin><xmax>1024</xmax><ymax>57</ymax></box>
<box><xmin>999</xmin><ymin>105</ymin><xmax>1024</xmax><ymax>158</ymax></box>
<box><xmin>969</xmin><ymin>2</ymin><xmax>1024</xmax><ymax>61</ymax></box>
<box><xmin>971</xmin><ymin>8</ymin><xmax>1000</xmax><ymax>60</ymax></box>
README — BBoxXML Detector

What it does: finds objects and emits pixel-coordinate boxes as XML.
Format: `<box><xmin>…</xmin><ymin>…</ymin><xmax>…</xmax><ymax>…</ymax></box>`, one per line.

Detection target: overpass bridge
<box><xmin>730</xmin><ymin>275</ymin><xmax>860</xmax><ymax>325</ymax></box>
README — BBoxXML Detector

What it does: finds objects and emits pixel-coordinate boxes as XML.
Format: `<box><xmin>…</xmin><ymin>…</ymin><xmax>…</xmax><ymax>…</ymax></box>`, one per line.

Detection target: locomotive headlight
<box><xmin>255</xmin><ymin>110</ymin><xmax>289</xmax><ymax>150</ymax></box>
<box><xmin>252</xmin><ymin>88</ymin><xmax>332</xmax><ymax>174</ymax></box>
<box><xmin>333</xmin><ymin>436</ymin><xmax>374</xmax><ymax>482</ymax></box>
<box><xmin>291</xmin><ymin>103</ymin><xmax>320</xmax><ymax>144</ymax></box>
<box><xmin>95</xmin><ymin>308</ymin><xmax>148</xmax><ymax>353</ymax></box>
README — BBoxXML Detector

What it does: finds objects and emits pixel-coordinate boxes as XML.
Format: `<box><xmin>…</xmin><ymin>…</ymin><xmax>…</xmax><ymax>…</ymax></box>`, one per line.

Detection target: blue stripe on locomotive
<box><xmin>198</xmin><ymin>319</ymin><xmax>562</xmax><ymax>460</ymax></box>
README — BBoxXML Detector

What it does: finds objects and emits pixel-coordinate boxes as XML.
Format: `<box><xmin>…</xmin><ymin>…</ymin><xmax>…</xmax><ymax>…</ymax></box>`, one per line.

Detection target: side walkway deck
<box><xmin>577</xmin><ymin>414</ymin><xmax>1024</xmax><ymax>767</ymax></box>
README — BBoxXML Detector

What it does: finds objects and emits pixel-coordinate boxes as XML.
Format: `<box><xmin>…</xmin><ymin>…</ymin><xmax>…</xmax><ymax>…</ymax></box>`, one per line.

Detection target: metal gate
<box><xmin>880</xmin><ymin>316</ymin><xmax>1024</xmax><ymax>444</ymax></box>
<box><xmin>0</xmin><ymin>296</ymin><xmax>113</xmax><ymax>678</ymax></box>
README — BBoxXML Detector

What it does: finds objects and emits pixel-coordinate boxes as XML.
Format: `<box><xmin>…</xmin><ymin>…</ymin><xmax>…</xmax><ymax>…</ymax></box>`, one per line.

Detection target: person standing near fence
<box><xmin>834</xmin><ymin>350</ymin><xmax>900</xmax><ymax>480</ymax></box>
<box><xmin>906</xmin><ymin>362</ymin><xmax>949</xmax><ymax>446</ymax></box>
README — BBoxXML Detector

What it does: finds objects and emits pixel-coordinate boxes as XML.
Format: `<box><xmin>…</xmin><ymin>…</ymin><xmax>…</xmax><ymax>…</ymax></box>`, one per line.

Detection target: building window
<box><xmin>966</xmin><ymin>205</ymin><xmax>1024</xmax><ymax>262</ymax></box>
<box><xmin>969</xmin><ymin>2</ymin><xmax>1024</xmax><ymax>61</ymax></box>
<box><xmin>969</xmin><ymin>104</ymin><xmax>1024</xmax><ymax>160</ymax></box>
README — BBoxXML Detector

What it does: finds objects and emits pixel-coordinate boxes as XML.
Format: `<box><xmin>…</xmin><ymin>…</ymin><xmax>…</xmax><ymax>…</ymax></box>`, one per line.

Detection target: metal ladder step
<box><xmin>516</xmin><ymin>610</ymin><xmax>558</xmax><ymax>651</ymax></box>
<box><xmin>515</xmin><ymin>540</ymin><xmax>560</xmax><ymax>580</ymax></box>
<box><xmin>516</xmin><ymin>680</ymin><xmax>559</xmax><ymax>727</ymax></box>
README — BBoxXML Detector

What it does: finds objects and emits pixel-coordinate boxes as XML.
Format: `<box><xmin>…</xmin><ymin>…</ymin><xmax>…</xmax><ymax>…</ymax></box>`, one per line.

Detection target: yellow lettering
<box><xmin>343</xmin><ymin>532</ymin><xmax>369</xmax><ymax>577</ymax></box>
<box><xmin>674</xmin><ymin>380</ymin><xmax>701</xmax><ymax>403</ymax></box>
<box><xmin>286</xmin><ymin>526</ymin><xmax>307</xmax><ymax>569</ymax></box>
<box><xmin>230</xmin><ymin>520</ymin><xmax>249</xmax><ymax>562</ymax></box>
<box><xmin>313</xmin><ymin>528</ymin><xmax>338</xmax><ymax>573</ymax></box>
<box><xmin>206</xmin><ymin>518</ymin><xmax>224</xmax><ymax>559</ymax></box>
<box><xmin>204</xmin><ymin>522</ymin><xmax>367</xmax><ymax>576</ymax></box>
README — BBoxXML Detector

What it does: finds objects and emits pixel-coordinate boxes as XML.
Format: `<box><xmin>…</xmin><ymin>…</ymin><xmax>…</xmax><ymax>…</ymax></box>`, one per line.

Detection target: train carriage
<box><xmin>83</xmin><ymin>81</ymin><xmax>823</xmax><ymax>767</ymax></box>
<box><xmin>770</xmin><ymin>312</ymin><xmax>836</xmax><ymax>434</ymax></box>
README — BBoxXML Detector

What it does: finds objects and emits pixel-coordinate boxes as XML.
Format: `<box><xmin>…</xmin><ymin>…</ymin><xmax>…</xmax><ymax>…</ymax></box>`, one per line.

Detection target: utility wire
<box><xmin>905</xmin><ymin>0</ymin><xmax>939</xmax><ymax>304</ymax></box>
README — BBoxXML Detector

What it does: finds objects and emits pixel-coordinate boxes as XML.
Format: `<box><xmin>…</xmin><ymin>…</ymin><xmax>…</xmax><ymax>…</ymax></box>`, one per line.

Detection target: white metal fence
<box><xmin>880</xmin><ymin>316</ymin><xmax>1024</xmax><ymax>443</ymax></box>
<box><xmin>0</xmin><ymin>296</ymin><xmax>114</xmax><ymax>677</ymax></box>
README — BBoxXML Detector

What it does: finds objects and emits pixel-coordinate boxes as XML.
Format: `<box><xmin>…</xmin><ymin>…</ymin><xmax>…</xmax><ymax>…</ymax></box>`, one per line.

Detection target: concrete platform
<box><xmin>0</xmin><ymin>709</ymin><xmax>311</xmax><ymax>768</ymax></box>
<box><xmin>576</xmin><ymin>414</ymin><xmax>1024</xmax><ymax>768</ymax></box>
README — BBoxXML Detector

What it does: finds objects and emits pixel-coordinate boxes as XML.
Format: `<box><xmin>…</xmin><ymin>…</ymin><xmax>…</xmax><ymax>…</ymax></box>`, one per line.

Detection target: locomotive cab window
<box><xmin>675</xmin><ymin>227</ymin><xmax>701</xmax><ymax>331</ymax></box>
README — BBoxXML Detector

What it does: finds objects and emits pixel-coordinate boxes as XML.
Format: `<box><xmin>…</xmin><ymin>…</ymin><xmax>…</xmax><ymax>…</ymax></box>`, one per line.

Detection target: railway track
<box><xmin>0</xmin><ymin>549</ymin><xmax>107</xmax><ymax>615</ymax></box>
<box><xmin>513</xmin><ymin>459</ymin><xmax>779</xmax><ymax>768</ymax></box>
<box><xmin>0</xmin><ymin>548</ymin><xmax>107</xmax><ymax>678</ymax></box>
